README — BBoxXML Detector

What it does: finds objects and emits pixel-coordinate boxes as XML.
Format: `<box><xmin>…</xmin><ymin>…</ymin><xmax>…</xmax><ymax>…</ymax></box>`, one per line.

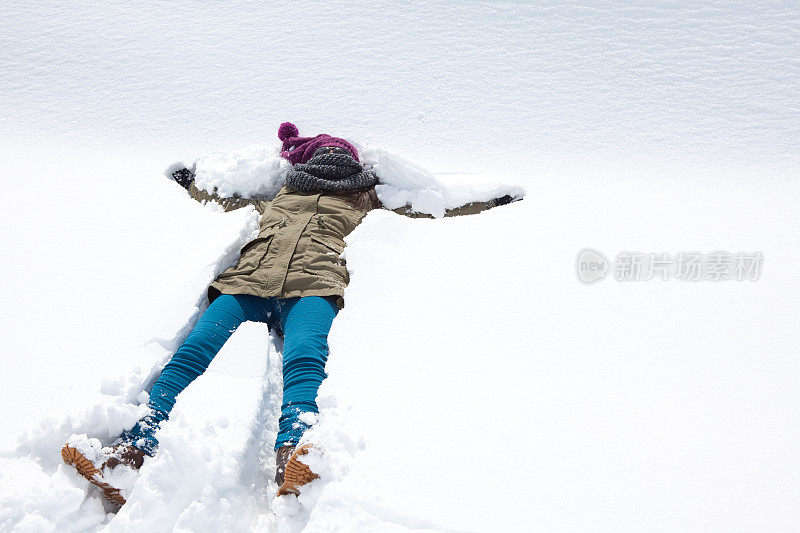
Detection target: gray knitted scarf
<box><xmin>286</xmin><ymin>153</ymin><xmax>378</xmax><ymax>192</ymax></box>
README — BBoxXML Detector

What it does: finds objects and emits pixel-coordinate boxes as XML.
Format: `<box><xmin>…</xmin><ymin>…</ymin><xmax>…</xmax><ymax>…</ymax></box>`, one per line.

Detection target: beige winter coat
<box><xmin>188</xmin><ymin>182</ymin><xmax>507</xmax><ymax>308</ymax></box>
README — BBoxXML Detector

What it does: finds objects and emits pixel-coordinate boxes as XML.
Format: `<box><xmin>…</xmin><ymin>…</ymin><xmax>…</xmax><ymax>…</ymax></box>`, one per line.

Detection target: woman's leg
<box><xmin>122</xmin><ymin>293</ymin><xmax>278</xmax><ymax>454</ymax></box>
<box><xmin>274</xmin><ymin>296</ymin><xmax>338</xmax><ymax>450</ymax></box>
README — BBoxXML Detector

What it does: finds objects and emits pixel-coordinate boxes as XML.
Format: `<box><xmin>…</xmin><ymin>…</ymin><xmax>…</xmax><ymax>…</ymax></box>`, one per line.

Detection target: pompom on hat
<box><xmin>278</xmin><ymin>122</ymin><xmax>360</xmax><ymax>165</ymax></box>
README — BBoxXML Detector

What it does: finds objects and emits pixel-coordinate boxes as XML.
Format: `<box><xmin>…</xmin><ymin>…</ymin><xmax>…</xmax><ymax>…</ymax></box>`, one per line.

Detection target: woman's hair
<box><xmin>331</xmin><ymin>187</ymin><xmax>381</xmax><ymax>212</ymax></box>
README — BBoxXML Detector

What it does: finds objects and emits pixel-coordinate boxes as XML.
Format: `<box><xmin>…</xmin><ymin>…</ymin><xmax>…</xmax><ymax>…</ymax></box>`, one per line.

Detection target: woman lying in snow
<box><xmin>61</xmin><ymin>123</ymin><xmax>519</xmax><ymax>505</ymax></box>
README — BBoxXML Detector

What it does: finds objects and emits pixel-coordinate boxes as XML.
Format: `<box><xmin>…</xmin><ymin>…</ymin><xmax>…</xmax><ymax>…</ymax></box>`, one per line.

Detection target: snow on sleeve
<box><xmin>191</xmin><ymin>143</ymin><xmax>291</xmax><ymax>200</ymax></box>
<box><xmin>171</xmin><ymin>142</ymin><xmax>525</xmax><ymax>217</ymax></box>
<box><xmin>363</xmin><ymin>146</ymin><xmax>525</xmax><ymax>217</ymax></box>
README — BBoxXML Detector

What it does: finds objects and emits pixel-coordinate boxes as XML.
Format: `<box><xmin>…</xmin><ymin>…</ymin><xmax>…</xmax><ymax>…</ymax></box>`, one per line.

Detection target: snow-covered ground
<box><xmin>1</xmin><ymin>1</ymin><xmax>799</xmax><ymax>531</ymax></box>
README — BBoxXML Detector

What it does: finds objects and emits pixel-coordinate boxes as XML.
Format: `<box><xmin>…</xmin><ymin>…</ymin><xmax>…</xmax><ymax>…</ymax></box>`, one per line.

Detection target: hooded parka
<box><xmin>187</xmin><ymin>181</ymin><xmax>512</xmax><ymax>309</ymax></box>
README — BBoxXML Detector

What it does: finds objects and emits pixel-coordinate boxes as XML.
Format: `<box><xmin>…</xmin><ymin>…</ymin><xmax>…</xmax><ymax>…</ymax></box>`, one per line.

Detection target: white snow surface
<box><xmin>1</xmin><ymin>1</ymin><xmax>800</xmax><ymax>532</ymax></box>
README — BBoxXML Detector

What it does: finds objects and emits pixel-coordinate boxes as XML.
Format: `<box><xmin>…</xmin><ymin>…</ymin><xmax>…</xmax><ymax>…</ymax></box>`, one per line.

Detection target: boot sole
<box><xmin>61</xmin><ymin>444</ymin><xmax>127</xmax><ymax>506</ymax></box>
<box><xmin>277</xmin><ymin>444</ymin><xmax>319</xmax><ymax>496</ymax></box>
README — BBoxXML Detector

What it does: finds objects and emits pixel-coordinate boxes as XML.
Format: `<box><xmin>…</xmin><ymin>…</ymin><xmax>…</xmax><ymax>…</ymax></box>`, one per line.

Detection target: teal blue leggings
<box><xmin>122</xmin><ymin>294</ymin><xmax>338</xmax><ymax>454</ymax></box>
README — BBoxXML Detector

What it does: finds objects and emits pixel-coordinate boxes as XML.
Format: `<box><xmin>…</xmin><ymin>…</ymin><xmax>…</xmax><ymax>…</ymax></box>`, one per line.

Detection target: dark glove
<box><xmin>494</xmin><ymin>194</ymin><xmax>514</xmax><ymax>206</ymax></box>
<box><xmin>171</xmin><ymin>167</ymin><xmax>195</xmax><ymax>189</ymax></box>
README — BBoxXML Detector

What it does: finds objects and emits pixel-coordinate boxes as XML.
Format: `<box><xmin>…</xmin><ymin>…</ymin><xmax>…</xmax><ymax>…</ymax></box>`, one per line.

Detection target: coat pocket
<box><xmin>259</xmin><ymin>217</ymin><xmax>286</xmax><ymax>233</ymax></box>
<box><xmin>303</xmin><ymin>236</ymin><xmax>348</xmax><ymax>287</ymax></box>
<box><xmin>240</xmin><ymin>224</ymin><xmax>280</xmax><ymax>255</ymax></box>
<box><xmin>217</xmin><ymin>227</ymin><xmax>279</xmax><ymax>279</ymax></box>
<box><xmin>309</xmin><ymin>236</ymin><xmax>345</xmax><ymax>263</ymax></box>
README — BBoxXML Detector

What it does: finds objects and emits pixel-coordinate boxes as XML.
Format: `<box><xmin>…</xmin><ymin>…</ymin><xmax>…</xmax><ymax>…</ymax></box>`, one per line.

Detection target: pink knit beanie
<box><xmin>278</xmin><ymin>122</ymin><xmax>360</xmax><ymax>165</ymax></box>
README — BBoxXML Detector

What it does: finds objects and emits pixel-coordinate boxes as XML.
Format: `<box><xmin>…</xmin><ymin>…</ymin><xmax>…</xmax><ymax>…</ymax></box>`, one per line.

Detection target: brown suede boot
<box><xmin>275</xmin><ymin>444</ymin><xmax>295</xmax><ymax>485</ymax></box>
<box><xmin>276</xmin><ymin>443</ymin><xmax>319</xmax><ymax>496</ymax></box>
<box><xmin>102</xmin><ymin>444</ymin><xmax>147</xmax><ymax>470</ymax></box>
<box><xmin>61</xmin><ymin>442</ymin><xmax>147</xmax><ymax>506</ymax></box>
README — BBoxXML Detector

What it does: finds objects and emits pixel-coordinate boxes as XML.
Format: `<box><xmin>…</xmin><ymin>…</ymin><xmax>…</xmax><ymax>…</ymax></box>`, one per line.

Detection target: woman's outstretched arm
<box><xmin>391</xmin><ymin>194</ymin><xmax>520</xmax><ymax>219</ymax></box>
<box><xmin>170</xmin><ymin>166</ymin><xmax>269</xmax><ymax>214</ymax></box>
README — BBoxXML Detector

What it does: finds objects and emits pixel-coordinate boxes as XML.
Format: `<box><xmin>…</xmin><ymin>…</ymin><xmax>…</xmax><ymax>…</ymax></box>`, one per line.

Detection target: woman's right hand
<box><xmin>171</xmin><ymin>167</ymin><xmax>195</xmax><ymax>189</ymax></box>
